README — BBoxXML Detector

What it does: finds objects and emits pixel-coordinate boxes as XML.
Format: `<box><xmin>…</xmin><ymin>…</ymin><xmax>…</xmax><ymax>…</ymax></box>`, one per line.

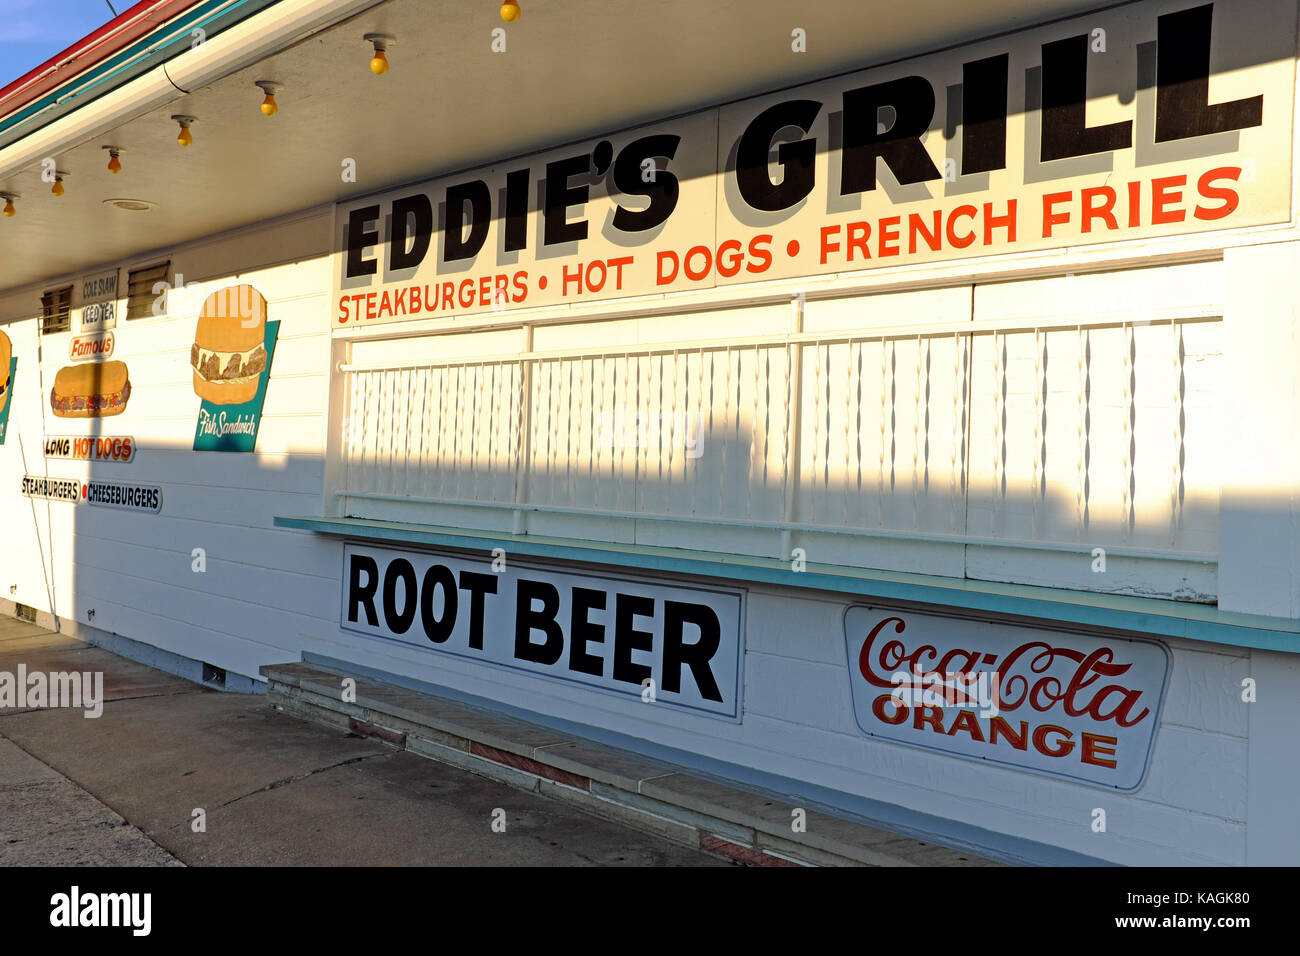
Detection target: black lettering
<box><xmin>444</xmin><ymin>180</ymin><xmax>491</xmax><ymax>262</ymax></box>
<box><xmin>568</xmin><ymin>587</ymin><xmax>607</xmax><ymax>677</ymax></box>
<box><xmin>611</xmin><ymin>134</ymin><xmax>681</xmax><ymax>232</ymax></box>
<box><xmin>382</xmin><ymin>559</ymin><xmax>418</xmax><ymax>634</ymax></box>
<box><xmin>662</xmin><ymin>601</ymin><xmax>723</xmax><ymax>702</ymax></box>
<box><xmin>514</xmin><ymin>578</ymin><xmax>564</xmax><ymax>665</ymax></box>
<box><xmin>612</xmin><ymin>593</ymin><xmax>654</xmax><ymax>686</ymax></box>
<box><xmin>736</xmin><ymin>100</ymin><xmax>821</xmax><ymax>211</ymax></box>
<box><xmin>841</xmin><ymin>77</ymin><xmax>942</xmax><ymax>193</ymax></box>
<box><xmin>347</xmin><ymin>554</ymin><xmax>380</xmax><ymax>626</ymax></box>
<box><xmin>419</xmin><ymin>564</ymin><xmax>458</xmax><ymax>644</ymax></box>
<box><xmin>961</xmin><ymin>53</ymin><xmax>1009</xmax><ymax>174</ymax></box>
<box><xmin>1155</xmin><ymin>3</ymin><xmax>1263</xmax><ymax>142</ymax></box>
<box><xmin>543</xmin><ymin>154</ymin><xmax>591</xmax><ymax>245</ymax></box>
<box><xmin>458</xmin><ymin>571</ymin><xmax>498</xmax><ymax>650</ymax></box>
<box><xmin>389</xmin><ymin>194</ymin><xmax>434</xmax><ymax>270</ymax></box>
<box><xmin>344</xmin><ymin>204</ymin><xmax>381</xmax><ymax>277</ymax></box>
<box><xmin>503</xmin><ymin>168</ymin><xmax>530</xmax><ymax>252</ymax></box>
<box><xmin>1040</xmin><ymin>34</ymin><xmax>1132</xmax><ymax>161</ymax></box>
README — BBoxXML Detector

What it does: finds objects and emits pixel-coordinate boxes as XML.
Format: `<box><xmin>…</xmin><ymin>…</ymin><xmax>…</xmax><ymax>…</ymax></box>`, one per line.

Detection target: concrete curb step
<box><xmin>261</xmin><ymin>662</ymin><xmax>995</xmax><ymax>867</ymax></box>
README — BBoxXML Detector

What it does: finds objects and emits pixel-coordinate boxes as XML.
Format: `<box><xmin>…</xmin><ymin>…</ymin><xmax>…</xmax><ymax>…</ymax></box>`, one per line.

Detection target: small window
<box><xmin>40</xmin><ymin>286</ymin><xmax>72</xmax><ymax>335</ymax></box>
<box><xmin>125</xmin><ymin>261</ymin><xmax>170</xmax><ymax>320</ymax></box>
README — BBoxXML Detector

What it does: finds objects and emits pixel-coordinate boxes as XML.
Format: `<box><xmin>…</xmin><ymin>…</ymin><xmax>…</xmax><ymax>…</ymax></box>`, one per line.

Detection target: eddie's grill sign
<box><xmin>843</xmin><ymin>608</ymin><xmax>1170</xmax><ymax>789</ymax></box>
<box><xmin>335</xmin><ymin>0</ymin><xmax>1295</xmax><ymax>325</ymax></box>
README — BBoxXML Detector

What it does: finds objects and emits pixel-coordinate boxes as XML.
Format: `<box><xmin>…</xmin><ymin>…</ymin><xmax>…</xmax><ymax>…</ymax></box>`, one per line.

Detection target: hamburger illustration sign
<box><xmin>0</xmin><ymin>328</ymin><xmax>14</xmax><ymax>444</ymax></box>
<box><xmin>191</xmin><ymin>284</ymin><xmax>279</xmax><ymax>452</ymax></box>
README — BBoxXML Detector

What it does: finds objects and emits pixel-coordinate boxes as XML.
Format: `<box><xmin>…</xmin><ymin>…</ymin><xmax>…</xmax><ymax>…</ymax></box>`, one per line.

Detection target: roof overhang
<box><xmin>0</xmin><ymin>0</ymin><xmax>1129</xmax><ymax>298</ymax></box>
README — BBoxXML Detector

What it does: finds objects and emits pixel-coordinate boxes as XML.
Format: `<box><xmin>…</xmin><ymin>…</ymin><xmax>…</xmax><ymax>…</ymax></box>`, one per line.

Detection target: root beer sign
<box><xmin>341</xmin><ymin>543</ymin><xmax>744</xmax><ymax>719</ymax></box>
<box><xmin>843</xmin><ymin>607</ymin><xmax>1170</xmax><ymax>790</ymax></box>
<box><xmin>334</xmin><ymin>0</ymin><xmax>1293</xmax><ymax>326</ymax></box>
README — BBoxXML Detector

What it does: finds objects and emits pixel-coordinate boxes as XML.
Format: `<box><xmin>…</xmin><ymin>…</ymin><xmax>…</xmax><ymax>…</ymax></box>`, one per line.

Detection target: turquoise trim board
<box><xmin>275</xmin><ymin>515</ymin><xmax>1300</xmax><ymax>653</ymax></box>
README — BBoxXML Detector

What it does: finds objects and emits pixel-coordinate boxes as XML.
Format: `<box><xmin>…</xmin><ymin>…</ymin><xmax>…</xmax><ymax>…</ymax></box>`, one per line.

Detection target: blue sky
<box><xmin>0</xmin><ymin>0</ymin><xmax>118</xmax><ymax>85</ymax></box>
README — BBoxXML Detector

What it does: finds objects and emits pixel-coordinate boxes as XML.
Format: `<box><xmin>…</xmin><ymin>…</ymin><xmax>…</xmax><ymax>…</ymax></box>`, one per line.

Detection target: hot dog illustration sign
<box><xmin>191</xmin><ymin>284</ymin><xmax>280</xmax><ymax>453</ymax></box>
<box><xmin>843</xmin><ymin>607</ymin><xmax>1170</xmax><ymax>790</ymax></box>
<box><xmin>333</xmin><ymin>0</ymin><xmax>1294</xmax><ymax>327</ymax></box>
<box><xmin>50</xmin><ymin>360</ymin><xmax>131</xmax><ymax>418</ymax></box>
<box><xmin>0</xmin><ymin>328</ymin><xmax>14</xmax><ymax>444</ymax></box>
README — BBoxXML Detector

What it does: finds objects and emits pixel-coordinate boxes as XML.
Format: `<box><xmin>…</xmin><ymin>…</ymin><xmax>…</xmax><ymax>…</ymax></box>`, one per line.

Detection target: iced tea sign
<box><xmin>79</xmin><ymin>270</ymin><xmax>118</xmax><ymax>332</ymax></box>
<box><xmin>843</xmin><ymin>607</ymin><xmax>1170</xmax><ymax>790</ymax></box>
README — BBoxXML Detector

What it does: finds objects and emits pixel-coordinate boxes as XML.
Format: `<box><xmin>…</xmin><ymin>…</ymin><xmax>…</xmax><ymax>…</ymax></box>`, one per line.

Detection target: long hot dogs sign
<box><xmin>334</xmin><ymin>0</ymin><xmax>1295</xmax><ymax>326</ymax></box>
<box><xmin>844</xmin><ymin>607</ymin><xmax>1170</xmax><ymax>789</ymax></box>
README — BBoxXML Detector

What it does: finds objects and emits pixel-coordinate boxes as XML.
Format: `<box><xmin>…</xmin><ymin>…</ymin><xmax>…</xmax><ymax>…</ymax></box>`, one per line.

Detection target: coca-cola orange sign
<box><xmin>843</xmin><ymin>608</ymin><xmax>1169</xmax><ymax>790</ymax></box>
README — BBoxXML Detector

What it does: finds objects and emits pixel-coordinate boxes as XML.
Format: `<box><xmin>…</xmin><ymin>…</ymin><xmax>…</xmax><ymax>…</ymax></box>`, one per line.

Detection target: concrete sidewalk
<box><xmin>0</xmin><ymin>615</ymin><xmax>729</xmax><ymax>866</ymax></box>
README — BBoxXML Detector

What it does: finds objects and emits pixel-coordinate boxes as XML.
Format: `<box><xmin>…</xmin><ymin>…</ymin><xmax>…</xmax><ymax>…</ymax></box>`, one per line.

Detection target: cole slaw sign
<box><xmin>843</xmin><ymin>607</ymin><xmax>1170</xmax><ymax>790</ymax></box>
<box><xmin>78</xmin><ymin>269</ymin><xmax>118</xmax><ymax>332</ymax></box>
<box><xmin>334</xmin><ymin>0</ymin><xmax>1294</xmax><ymax>327</ymax></box>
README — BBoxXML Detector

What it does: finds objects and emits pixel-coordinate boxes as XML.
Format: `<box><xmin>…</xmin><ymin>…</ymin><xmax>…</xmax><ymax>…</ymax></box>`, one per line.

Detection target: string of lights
<box><xmin>0</xmin><ymin>4</ymin><xmax>524</xmax><ymax>214</ymax></box>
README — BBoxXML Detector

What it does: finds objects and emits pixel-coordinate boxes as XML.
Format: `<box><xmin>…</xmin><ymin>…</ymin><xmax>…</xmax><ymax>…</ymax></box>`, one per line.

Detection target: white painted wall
<box><xmin>0</xmin><ymin>208</ymin><xmax>336</xmax><ymax>680</ymax></box>
<box><xmin>0</xmin><ymin>199</ymin><xmax>1290</xmax><ymax>867</ymax></box>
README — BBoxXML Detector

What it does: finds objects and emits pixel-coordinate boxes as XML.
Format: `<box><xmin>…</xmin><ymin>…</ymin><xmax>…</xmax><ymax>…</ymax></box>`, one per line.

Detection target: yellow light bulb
<box><xmin>107</xmin><ymin>153</ymin><xmax>122</xmax><ymax>173</ymax></box>
<box><xmin>52</xmin><ymin>178</ymin><xmax>64</xmax><ymax>196</ymax></box>
<box><xmin>261</xmin><ymin>93</ymin><xmax>278</xmax><ymax>116</ymax></box>
<box><xmin>3</xmin><ymin>200</ymin><xmax>14</xmax><ymax>217</ymax></box>
<box><xmin>370</xmin><ymin>49</ymin><xmax>389</xmax><ymax>74</ymax></box>
<box><xmin>501</xmin><ymin>1</ymin><xmax>520</xmax><ymax>22</ymax></box>
<box><xmin>177</xmin><ymin>124</ymin><xmax>192</xmax><ymax>146</ymax></box>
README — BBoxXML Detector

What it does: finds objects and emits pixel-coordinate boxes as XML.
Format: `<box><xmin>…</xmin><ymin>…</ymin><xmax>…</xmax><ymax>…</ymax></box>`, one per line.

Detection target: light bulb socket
<box><xmin>364</xmin><ymin>33</ymin><xmax>395</xmax><ymax>51</ymax></box>
<box><xmin>171</xmin><ymin>114</ymin><xmax>196</xmax><ymax>145</ymax></box>
<box><xmin>254</xmin><ymin>81</ymin><xmax>282</xmax><ymax>114</ymax></box>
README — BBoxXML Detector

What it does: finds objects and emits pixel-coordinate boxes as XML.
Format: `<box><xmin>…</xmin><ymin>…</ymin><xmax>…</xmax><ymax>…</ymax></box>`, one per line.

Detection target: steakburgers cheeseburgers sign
<box><xmin>333</xmin><ymin>0</ymin><xmax>1295</xmax><ymax>327</ymax></box>
<box><xmin>19</xmin><ymin>475</ymin><xmax>162</xmax><ymax>513</ymax></box>
<box><xmin>843</xmin><ymin>607</ymin><xmax>1170</xmax><ymax>790</ymax></box>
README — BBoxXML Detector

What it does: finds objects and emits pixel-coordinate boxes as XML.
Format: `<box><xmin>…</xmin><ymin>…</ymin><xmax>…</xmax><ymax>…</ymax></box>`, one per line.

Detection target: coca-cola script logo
<box><xmin>843</xmin><ymin>607</ymin><xmax>1170</xmax><ymax>791</ymax></box>
<box><xmin>859</xmin><ymin>616</ymin><xmax>1152</xmax><ymax>727</ymax></box>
